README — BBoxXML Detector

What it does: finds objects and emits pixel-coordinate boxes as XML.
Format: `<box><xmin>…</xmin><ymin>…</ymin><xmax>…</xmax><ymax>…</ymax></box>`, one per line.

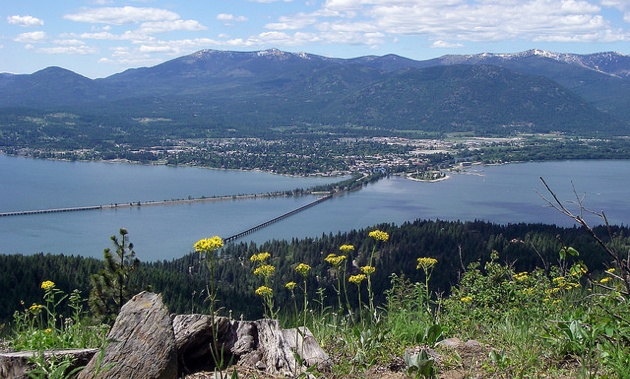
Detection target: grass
<box><xmin>6</xmin><ymin>230</ymin><xmax>630</xmax><ymax>379</ymax></box>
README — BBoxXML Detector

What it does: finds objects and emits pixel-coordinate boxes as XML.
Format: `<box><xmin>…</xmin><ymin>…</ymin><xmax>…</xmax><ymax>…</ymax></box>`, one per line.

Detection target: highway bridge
<box><xmin>223</xmin><ymin>195</ymin><xmax>332</xmax><ymax>243</ymax></box>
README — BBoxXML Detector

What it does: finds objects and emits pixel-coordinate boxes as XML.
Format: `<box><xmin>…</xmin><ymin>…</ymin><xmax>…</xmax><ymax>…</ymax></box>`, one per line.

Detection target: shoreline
<box><xmin>0</xmin><ymin>152</ymin><xmax>351</xmax><ymax>180</ymax></box>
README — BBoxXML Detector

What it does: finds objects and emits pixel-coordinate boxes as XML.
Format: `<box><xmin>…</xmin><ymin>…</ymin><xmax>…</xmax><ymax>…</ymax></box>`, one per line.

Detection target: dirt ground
<box><xmin>184</xmin><ymin>338</ymin><xmax>491</xmax><ymax>379</ymax></box>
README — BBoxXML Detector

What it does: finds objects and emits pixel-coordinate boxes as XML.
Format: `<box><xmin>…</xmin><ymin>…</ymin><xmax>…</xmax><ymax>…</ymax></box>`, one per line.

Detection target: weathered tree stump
<box><xmin>173</xmin><ymin>315</ymin><xmax>330</xmax><ymax>378</ymax></box>
<box><xmin>78</xmin><ymin>291</ymin><xmax>178</xmax><ymax>379</ymax></box>
<box><xmin>173</xmin><ymin>314</ymin><xmax>236</xmax><ymax>374</ymax></box>
<box><xmin>0</xmin><ymin>349</ymin><xmax>97</xmax><ymax>379</ymax></box>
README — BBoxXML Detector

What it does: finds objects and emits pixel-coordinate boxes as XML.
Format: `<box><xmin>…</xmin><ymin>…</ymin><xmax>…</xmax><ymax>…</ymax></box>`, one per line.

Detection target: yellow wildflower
<box><xmin>416</xmin><ymin>257</ymin><xmax>438</xmax><ymax>271</ymax></box>
<box><xmin>193</xmin><ymin>236</ymin><xmax>224</xmax><ymax>253</ymax></box>
<box><xmin>253</xmin><ymin>264</ymin><xmax>275</xmax><ymax>278</ymax></box>
<box><xmin>348</xmin><ymin>274</ymin><xmax>367</xmax><ymax>285</ymax></box>
<box><xmin>460</xmin><ymin>296</ymin><xmax>473</xmax><ymax>303</ymax></box>
<box><xmin>255</xmin><ymin>286</ymin><xmax>273</xmax><ymax>297</ymax></box>
<box><xmin>45</xmin><ymin>328</ymin><xmax>53</xmax><ymax>334</ymax></box>
<box><xmin>606</xmin><ymin>268</ymin><xmax>615</xmax><ymax>274</ymax></box>
<box><xmin>339</xmin><ymin>244</ymin><xmax>355</xmax><ymax>253</ymax></box>
<box><xmin>600</xmin><ymin>277</ymin><xmax>611</xmax><ymax>284</ymax></box>
<box><xmin>40</xmin><ymin>280</ymin><xmax>55</xmax><ymax>291</ymax></box>
<box><xmin>361</xmin><ymin>265</ymin><xmax>376</xmax><ymax>275</ymax></box>
<box><xmin>295</xmin><ymin>263</ymin><xmax>311</xmax><ymax>277</ymax></box>
<box><xmin>553</xmin><ymin>276</ymin><xmax>565</xmax><ymax>286</ymax></box>
<box><xmin>29</xmin><ymin>304</ymin><xmax>43</xmax><ymax>313</ymax></box>
<box><xmin>285</xmin><ymin>281</ymin><xmax>296</xmax><ymax>290</ymax></box>
<box><xmin>513</xmin><ymin>272</ymin><xmax>529</xmax><ymax>281</ymax></box>
<box><xmin>368</xmin><ymin>230</ymin><xmax>389</xmax><ymax>242</ymax></box>
<box><xmin>325</xmin><ymin>254</ymin><xmax>347</xmax><ymax>267</ymax></box>
<box><xmin>250</xmin><ymin>252</ymin><xmax>271</xmax><ymax>262</ymax></box>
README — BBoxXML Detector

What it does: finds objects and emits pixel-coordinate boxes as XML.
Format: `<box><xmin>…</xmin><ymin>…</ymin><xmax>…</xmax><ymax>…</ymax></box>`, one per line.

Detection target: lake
<box><xmin>1</xmin><ymin>155</ymin><xmax>628</xmax><ymax>260</ymax></box>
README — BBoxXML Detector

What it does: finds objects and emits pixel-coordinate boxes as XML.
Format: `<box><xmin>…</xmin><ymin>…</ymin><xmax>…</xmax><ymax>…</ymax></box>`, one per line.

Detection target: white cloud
<box><xmin>138</xmin><ymin>45</ymin><xmax>178</xmax><ymax>53</ymax></box>
<box><xmin>53</xmin><ymin>39</ymin><xmax>85</xmax><ymax>46</ymax></box>
<box><xmin>138</xmin><ymin>19</ymin><xmax>207</xmax><ymax>34</ymax></box>
<box><xmin>319</xmin><ymin>0</ymin><xmax>624</xmax><ymax>43</ymax></box>
<box><xmin>601</xmin><ymin>0</ymin><xmax>630</xmax><ymax>11</ymax></box>
<box><xmin>64</xmin><ymin>6</ymin><xmax>180</xmax><ymax>24</ymax></box>
<box><xmin>38</xmin><ymin>45</ymin><xmax>99</xmax><ymax>55</ymax></box>
<box><xmin>217</xmin><ymin>14</ymin><xmax>248</xmax><ymax>22</ymax></box>
<box><xmin>14</xmin><ymin>31</ymin><xmax>47</xmax><ymax>43</ymax></box>
<box><xmin>248</xmin><ymin>0</ymin><xmax>293</xmax><ymax>3</ymax></box>
<box><xmin>7</xmin><ymin>15</ymin><xmax>44</xmax><ymax>27</ymax></box>
<box><xmin>432</xmin><ymin>40</ymin><xmax>464</xmax><ymax>48</ymax></box>
<box><xmin>265</xmin><ymin>13</ymin><xmax>318</xmax><ymax>30</ymax></box>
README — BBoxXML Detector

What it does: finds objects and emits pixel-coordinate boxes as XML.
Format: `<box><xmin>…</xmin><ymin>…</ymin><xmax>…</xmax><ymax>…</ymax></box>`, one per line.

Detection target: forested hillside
<box><xmin>0</xmin><ymin>219</ymin><xmax>617</xmax><ymax>326</ymax></box>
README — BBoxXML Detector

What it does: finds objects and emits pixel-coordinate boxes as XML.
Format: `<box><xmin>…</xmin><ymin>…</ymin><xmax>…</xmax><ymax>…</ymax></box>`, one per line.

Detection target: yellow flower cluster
<box><xmin>41</xmin><ymin>280</ymin><xmax>55</xmax><ymax>291</ymax></box>
<box><xmin>295</xmin><ymin>263</ymin><xmax>311</xmax><ymax>277</ymax></box>
<box><xmin>339</xmin><ymin>244</ymin><xmax>355</xmax><ymax>253</ymax></box>
<box><xmin>513</xmin><ymin>272</ymin><xmax>529</xmax><ymax>281</ymax></box>
<box><xmin>325</xmin><ymin>253</ymin><xmax>347</xmax><ymax>267</ymax></box>
<box><xmin>600</xmin><ymin>277</ymin><xmax>611</xmax><ymax>284</ymax></box>
<box><xmin>45</xmin><ymin>328</ymin><xmax>53</xmax><ymax>334</ymax></box>
<box><xmin>460</xmin><ymin>296</ymin><xmax>473</xmax><ymax>303</ymax></box>
<box><xmin>255</xmin><ymin>286</ymin><xmax>273</xmax><ymax>297</ymax></box>
<box><xmin>285</xmin><ymin>281</ymin><xmax>297</xmax><ymax>290</ymax></box>
<box><xmin>193</xmin><ymin>236</ymin><xmax>224</xmax><ymax>253</ymax></box>
<box><xmin>552</xmin><ymin>276</ymin><xmax>580</xmax><ymax>290</ymax></box>
<box><xmin>250</xmin><ymin>252</ymin><xmax>271</xmax><ymax>262</ymax></box>
<box><xmin>29</xmin><ymin>303</ymin><xmax>43</xmax><ymax>313</ymax></box>
<box><xmin>606</xmin><ymin>267</ymin><xmax>615</xmax><ymax>274</ymax></box>
<box><xmin>253</xmin><ymin>264</ymin><xmax>275</xmax><ymax>278</ymax></box>
<box><xmin>348</xmin><ymin>274</ymin><xmax>367</xmax><ymax>285</ymax></box>
<box><xmin>416</xmin><ymin>257</ymin><xmax>438</xmax><ymax>271</ymax></box>
<box><xmin>361</xmin><ymin>265</ymin><xmax>376</xmax><ymax>275</ymax></box>
<box><xmin>368</xmin><ymin>230</ymin><xmax>389</xmax><ymax>242</ymax></box>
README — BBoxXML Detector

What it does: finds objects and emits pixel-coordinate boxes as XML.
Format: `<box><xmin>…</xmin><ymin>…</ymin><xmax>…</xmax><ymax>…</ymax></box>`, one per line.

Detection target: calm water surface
<box><xmin>1</xmin><ymin>155</ymin><xmax>628</xmax><ymax>260</ymax></box>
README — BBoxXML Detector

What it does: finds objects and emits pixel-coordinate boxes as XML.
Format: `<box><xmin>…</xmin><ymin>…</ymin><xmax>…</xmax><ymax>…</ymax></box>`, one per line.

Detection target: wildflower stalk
<box><xmin>349</xmin><ymin>274</ymin><xmax>366</xmax><ymax>324</ymax></box>
<box><xmin>325</xmin><ymin>252</ymin><xmax>348</xmax><ymax>313</ymax></box>
<box><xmin>193</xmin><ymin>236</ymin><xmax>225</xmax><ymax>371</ymax></box>
<box><xmin>251</xmin><ymin>253</ymin><xmax>277</xmax><ymax>319</ymax></box>
<box><xmin>367</xmin><ymin>230</ymin><xmax>389</xmax><ymax>318</ymax></box>
<box><xmin>339</xmin><ymin>244</ymin><xmax>355</xmax><ymax>316</ymax></box>
<box><xmin>417</xmin><ymin>257</ymin><xmax>438</xmax><ymax>315</ymax></box>
<box><xmin>295</xmin><ymin>263</ymin><xmax>311</xmax><ymax>362</ymax></box>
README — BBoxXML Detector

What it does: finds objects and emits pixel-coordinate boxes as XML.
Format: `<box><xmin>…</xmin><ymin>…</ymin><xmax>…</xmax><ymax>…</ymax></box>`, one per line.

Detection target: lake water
<box><xmin>1</xmin><ymin>155</ymin><xmax>628</xmax><ymax>260</ymax></box>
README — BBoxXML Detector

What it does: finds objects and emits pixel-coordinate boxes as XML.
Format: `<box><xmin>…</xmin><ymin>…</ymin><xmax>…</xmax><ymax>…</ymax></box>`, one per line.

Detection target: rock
<box><xmin>78</xmin><ymin>291</ymin><xmax>177</xmax><ymax>379</ymax></box>
<box><xmin>0</xmin><ymin>349</ymin><xmax>97</xmax><ymax>379</ymax></box>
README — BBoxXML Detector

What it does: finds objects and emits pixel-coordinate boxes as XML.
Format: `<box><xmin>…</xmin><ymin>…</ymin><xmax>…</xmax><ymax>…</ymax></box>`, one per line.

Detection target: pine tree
<box><xmin>89</xmin><ymin>228</ymin><xmax>140</xmax><ymax>324</ymax></box>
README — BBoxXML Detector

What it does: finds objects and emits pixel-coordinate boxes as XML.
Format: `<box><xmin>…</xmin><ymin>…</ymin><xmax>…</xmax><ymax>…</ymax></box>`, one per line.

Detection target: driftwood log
<box><xmin>2</xmin><ymin>292</ymin><xmax>330</xmax><ymax>378</ymax></box>
<box><xmin>0</xmin><ymin>349</ymin><xmax>97</xmax><ymax>379</ymax></box>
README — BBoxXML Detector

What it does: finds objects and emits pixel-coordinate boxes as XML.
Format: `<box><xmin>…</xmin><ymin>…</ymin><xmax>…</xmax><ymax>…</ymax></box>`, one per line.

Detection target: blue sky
<box><xmin>2</xmin><ymin>0</ymin><xmax>630</xmax><ymax>78</ymax></box>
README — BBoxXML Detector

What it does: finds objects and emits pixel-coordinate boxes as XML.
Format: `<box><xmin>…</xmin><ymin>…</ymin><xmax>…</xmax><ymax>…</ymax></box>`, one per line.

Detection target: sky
<box><xmin>2</xmin><ymin>0</ymin><xmax>630</xmax><ymax>79</ymax></box>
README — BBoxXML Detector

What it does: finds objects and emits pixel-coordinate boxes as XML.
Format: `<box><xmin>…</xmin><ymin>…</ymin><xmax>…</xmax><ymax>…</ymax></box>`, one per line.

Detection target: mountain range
<box><xmin>1</xmin><ymin>48</ymin><xmax>629</xmax><ymax>138</ymax></box>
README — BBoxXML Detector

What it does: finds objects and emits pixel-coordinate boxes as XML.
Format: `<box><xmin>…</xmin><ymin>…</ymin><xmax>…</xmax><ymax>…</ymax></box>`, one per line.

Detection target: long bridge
<box><xmin>0</xmin><ymin>205</ymin><xmax>104</xmax><ymax>217</ymax></box>
<box><xmin>0</xmin><ymin>192</ymin><xmax>292</xmax><ymax>218</ymax></box>
<box><xmin>223</xmin><ymin>195</ymin><xmax>332</xmax><ymax>243</ymax></box>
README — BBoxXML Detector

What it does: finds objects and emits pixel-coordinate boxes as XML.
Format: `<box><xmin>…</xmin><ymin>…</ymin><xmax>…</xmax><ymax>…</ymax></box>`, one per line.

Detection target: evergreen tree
<box><xmin>89</xmin><ymin>228</ymin><xmax>140</xmax><ymax>324</ymax></box>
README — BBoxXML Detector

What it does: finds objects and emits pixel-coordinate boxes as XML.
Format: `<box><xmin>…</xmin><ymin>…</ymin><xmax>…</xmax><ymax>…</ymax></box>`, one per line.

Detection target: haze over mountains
<box><xmin>1</xmin><ymin>48</ymin><xmax>629</xmax><ymax>137</ymax></box>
